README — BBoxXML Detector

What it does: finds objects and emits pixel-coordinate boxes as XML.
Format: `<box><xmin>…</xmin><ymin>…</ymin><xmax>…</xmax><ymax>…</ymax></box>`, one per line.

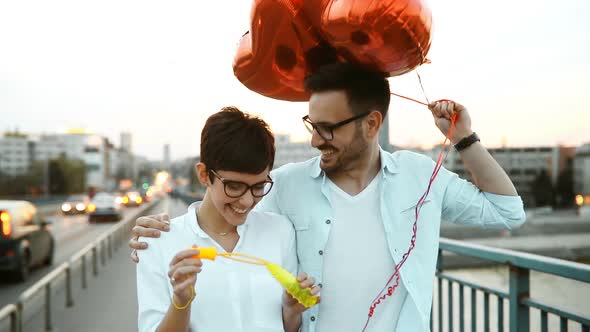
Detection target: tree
<box><xmin>531</xmin><ymin>170</ymin><xmax>554</xmax><ymax>207</ymax></box>
<box><xmin>60</xmin><ymin>158</ymin><xmax>86</xmax><ymax>194</ymax></box>
<box><xmin>189</xmin><ymin>165</ymin><xmax>205</xmax><ymax>194</ymax></box>
<box><xmin>555</xmin><ymin>167</ymin><xmax>574</xmax><ymax>207</ymax></box>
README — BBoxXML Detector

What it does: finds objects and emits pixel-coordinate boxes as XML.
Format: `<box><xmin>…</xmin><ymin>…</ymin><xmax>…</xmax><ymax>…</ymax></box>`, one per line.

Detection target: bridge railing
<box><xmin>433</xmin><ymin>238</ymin><xmax>590</xmax><ymax>332</ymax></box>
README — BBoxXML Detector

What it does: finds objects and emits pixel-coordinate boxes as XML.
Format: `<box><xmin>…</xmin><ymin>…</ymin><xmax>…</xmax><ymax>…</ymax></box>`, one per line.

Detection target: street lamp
<box><xmin>43</xmin><ymin>157</ymin><xmax>50</xmax><ymax>197</ymax></box>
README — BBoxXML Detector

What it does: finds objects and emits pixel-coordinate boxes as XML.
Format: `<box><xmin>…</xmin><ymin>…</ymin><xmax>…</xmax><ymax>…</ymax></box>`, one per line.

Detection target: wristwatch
<box><xmin>454</xmin><ymin>132</ymin><xmax>480</xmax><ymax>152</ymax></box>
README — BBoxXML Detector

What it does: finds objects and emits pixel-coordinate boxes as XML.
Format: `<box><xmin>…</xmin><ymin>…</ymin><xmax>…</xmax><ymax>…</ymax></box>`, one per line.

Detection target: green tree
<box><xmin>61</xmin><ymin>158</ymin><xmax>86</xmax><ymax>194</ymax></box>
<box><xmin>531</xmin><ymin>170</ymin><xmax>554</xmax><ymax>207</ymax></box>
<box><xmin>555</xmin><ymin>167</ymin><xmax>574</xmax><ymax>207</ymax></box>
<box><xmin>189</xmin><ymin>165</ymin><xmax>201</xmax><ymax>193</ymax></box>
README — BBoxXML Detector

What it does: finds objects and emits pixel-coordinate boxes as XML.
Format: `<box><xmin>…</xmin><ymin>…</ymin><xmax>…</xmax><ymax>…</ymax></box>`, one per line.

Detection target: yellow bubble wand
<box><xmin>191</xmin><ymin>246</ymin><xmax>318</xmax><ymax>308</ymax></box>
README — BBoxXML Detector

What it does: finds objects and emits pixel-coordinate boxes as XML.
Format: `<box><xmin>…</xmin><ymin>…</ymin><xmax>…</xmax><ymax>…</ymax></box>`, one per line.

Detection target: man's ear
<box><xmin>366</xmin><ymin>110</ymin><xmax>383</xmax><ymax>139</ymax></box>
<box><xmin>196</xmin><ymin>162</ymin><xmax>210</xmax><ymax>186</ymax></box>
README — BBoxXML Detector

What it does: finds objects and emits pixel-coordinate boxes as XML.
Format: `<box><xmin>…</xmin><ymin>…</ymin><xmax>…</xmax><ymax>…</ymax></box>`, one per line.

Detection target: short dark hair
<box><xmin>304</xmin><ymin>62</ymin><xmax>391</xmax><ymax>118</ymax></box>
<box><xmin>200</xmin><ymin>106</ymin><xmax>275</xmax><ymax>179</ymax></box>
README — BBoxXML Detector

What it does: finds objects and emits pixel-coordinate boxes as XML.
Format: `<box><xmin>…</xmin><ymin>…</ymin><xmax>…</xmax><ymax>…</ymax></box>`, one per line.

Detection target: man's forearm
<box><xmin>283</xmin><ymin>307</ymin><xmax>302</xmax><ymax>332</ymax></box>
<box><xmin>458</xmin><ymin>141</ymin><xmax>518</xmax><ymax>196</ymax></box>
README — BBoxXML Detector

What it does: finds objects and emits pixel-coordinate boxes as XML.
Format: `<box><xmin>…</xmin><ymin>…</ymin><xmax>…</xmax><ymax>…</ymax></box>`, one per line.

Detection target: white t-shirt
<box><xmin>137</xmin><ymin>202</ymin><xmax>297</xmax><ymax>332</ymax></box>
<box><xmin>316</xmin><ymin>173</ymin><xmax>408</xmax><ymax>331</ymax></box>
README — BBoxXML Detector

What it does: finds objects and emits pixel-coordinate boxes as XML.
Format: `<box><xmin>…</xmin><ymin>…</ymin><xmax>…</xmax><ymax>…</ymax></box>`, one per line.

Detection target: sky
<box><xmin>1</xmin><ymin>0</ymin><xmax>589</xmax><ymax>160</ymax></box>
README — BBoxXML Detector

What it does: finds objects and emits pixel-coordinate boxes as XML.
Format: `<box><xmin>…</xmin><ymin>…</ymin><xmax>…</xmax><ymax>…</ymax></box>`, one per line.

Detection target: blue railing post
<box><xmin>436</xmin><ymin>249</ymin><xmax>443</xmax><ymax>332</ymax></box>
<box><xmin>509</xmin><ymin>265</ymin><xmax>530</xmax><ymax>332</ymax></box>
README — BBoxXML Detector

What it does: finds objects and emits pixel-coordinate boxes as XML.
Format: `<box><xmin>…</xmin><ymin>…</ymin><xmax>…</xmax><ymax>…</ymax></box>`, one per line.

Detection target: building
<box><xmin>0</xmin><ymin>136</ymin><xmax>32</xmax><ymax>176</ymax></box>
<box><xmin>379</xmin><ymin>114</ymin><xmax>393</xmax><ymax>152</ymax></box>
<box><xmin>120</xmin><ymin>132</ymin><xmax>132</xmax><ymax>153</ymax></box>
<box><xmin>274</xmin><ymin>134</ymin><xmax>318</xmax><ymax>169</ymax></box>
<box><xmin>574</xmin><ymin>143</ymin><xmax>590</xmax><ymax>195</ymax></box>
<box><xmin>163</xmin><ymin>144</ymin><xmax>171</xmax><ymax>171</ymax></box>
<box><xmin>426</xmin><ymin>146</ymin><xmax>576</xmax><ymax>207</ymax></box>
<box><xmin>33</xmin><ymin>133</ymin><xmax>110</xmax><ymax>190</ymax></box>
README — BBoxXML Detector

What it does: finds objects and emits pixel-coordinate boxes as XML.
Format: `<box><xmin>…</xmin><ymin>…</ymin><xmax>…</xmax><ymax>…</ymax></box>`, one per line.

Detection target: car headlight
<box><xmin>62</xmin><ymin>203</ymin><xmax>72</xmax><ymax>212</ymax></box>
<box><xmin>76</xmin><ymin>203</ymin><xmax>86</xmax><ymax>211</ymax></box>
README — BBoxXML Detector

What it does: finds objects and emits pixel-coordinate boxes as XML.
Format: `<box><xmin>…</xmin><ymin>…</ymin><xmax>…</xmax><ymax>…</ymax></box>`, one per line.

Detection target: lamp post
<box><xmin>44</xmin><ymin>157</ymin><xmax>50</xmax><ymax>197</ymax></box>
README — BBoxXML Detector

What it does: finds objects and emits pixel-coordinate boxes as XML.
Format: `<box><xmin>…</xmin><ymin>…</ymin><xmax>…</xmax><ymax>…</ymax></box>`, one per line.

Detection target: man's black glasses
<box><xmin>302</xmin><ymin>111</ymin><xmax>371</xmax><ymax>141</ymax></box>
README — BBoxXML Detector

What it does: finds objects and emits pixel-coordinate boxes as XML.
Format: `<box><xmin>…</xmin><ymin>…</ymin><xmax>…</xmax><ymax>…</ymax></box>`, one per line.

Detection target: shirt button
<box><xmin>318</xmin><ymin>250</ymin><xmax>323</xmax><ymax>255</ymax></box>
<box><xmin>325</xmin><ymin>219</ymin><xmax>331</xmax><ymax>224</ymax></box>
<box><xmin>310</xmin><ymin>316</ymin><xmax>316</xmax><ymax>322</ymax></box>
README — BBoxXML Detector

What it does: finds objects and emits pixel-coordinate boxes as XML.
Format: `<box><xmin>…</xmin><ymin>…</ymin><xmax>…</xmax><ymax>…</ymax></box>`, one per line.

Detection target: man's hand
<box><xmin>428</xmin><ymin>100</ymin><xmax>473</xmax><ymax>144</ymax></box>
<box><xmin>282</xmin><ymin>272</ymin><xmax>321</xmax><ymax>315</ymax></box>
<box><xmin>129</xmin><ymin>213</ymin><xmax>171</xmax><ymax>263</ymax></box>
<box><xmin>282</xmin><ymin>272</ymin><xmax>321</xmax><ymax>332</ymax></box>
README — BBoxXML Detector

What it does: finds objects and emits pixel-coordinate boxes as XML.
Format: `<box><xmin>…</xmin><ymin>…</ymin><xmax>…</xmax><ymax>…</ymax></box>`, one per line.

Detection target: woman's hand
<box><xmin>168</xmin><ymin>247</ymin><xmax>202</xmax><ymax>307</ymax></box>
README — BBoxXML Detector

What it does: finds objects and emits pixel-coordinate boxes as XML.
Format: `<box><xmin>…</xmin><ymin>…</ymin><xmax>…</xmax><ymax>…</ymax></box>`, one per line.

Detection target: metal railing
<box><xmin>0</xmin><ymin>199</ymin><xmax>159</xmax><ymax>332</ymax></box>
<box><xmin>433</xmin><ymin>238</ymin><xmax>590</xmax><ymax>332</ymax></box>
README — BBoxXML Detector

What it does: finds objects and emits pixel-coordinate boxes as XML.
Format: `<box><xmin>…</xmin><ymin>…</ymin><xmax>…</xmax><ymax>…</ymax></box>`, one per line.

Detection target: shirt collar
<box><xmin>187</xmin><ymin>201</ymin><xmax>248</xmax><ymax>239</ymax></box>
<box><xmin>309</xmin><ymin>145</ymin><xmax>400</xmax><ymax>178</ymax></box>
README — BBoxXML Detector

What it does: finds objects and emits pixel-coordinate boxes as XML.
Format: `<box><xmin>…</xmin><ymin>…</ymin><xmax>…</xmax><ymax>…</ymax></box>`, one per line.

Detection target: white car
<box><xmin>88</xmin><ymin>193</ymin><xmax>123</xmax><ymax>222</ymax></box>
<box><xmin>61</xmin><ymin>195</ymin><xmax>91</xmax><ymax>215</ymax></box>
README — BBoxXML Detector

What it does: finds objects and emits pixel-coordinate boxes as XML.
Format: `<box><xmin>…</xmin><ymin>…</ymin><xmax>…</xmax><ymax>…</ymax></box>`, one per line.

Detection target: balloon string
<box><xmin>361</xmin><ymin>94</ymin><xmax>457</xmax><ymax>332</ymax></box>
<box><xmin>416</xmin><ymin>70</ymin><xmax>431</xmax><ymax>105</ymax></box>
<box><xmin>389</xmin><ymin>92</ymin><xmax>428</xmax><ymax>106</ymax></box>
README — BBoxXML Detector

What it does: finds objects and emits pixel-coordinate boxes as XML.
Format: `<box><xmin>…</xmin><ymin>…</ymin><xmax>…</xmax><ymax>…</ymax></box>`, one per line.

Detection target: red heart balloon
<box><xmin>232</xmin><ymin>0</ymin><xmax>321</xmax><ymax>101</ymax></box>
<box><xmin>233</xmin><ymin>0</ymin><xmax>432</xmax><ymax>101</ymax></box>
<box><xmin>310</xmin><ymin>0</ymin><xmax>432</xmax><ymax>76</ymax></box>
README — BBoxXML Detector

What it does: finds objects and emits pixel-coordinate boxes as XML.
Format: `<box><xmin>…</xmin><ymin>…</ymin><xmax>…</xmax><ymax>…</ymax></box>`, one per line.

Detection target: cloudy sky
<box><xmin>1</xmin><ymin>0</ymin><xmax>589</xmax><ymax>160</ymax></box>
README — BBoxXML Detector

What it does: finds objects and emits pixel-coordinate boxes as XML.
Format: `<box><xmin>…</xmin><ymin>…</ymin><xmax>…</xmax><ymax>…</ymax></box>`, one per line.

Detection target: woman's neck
<box><xmin>197</xmin><ymin>194</ymin><xmax>237</xmax><ymax>237</ymax></box>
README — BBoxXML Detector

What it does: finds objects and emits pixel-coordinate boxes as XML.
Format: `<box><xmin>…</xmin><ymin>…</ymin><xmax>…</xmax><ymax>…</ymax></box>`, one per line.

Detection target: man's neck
<box><xmin>327</xmin><ymin>144</ymin><xmax>381</xmax><ymax>196</ymax></box>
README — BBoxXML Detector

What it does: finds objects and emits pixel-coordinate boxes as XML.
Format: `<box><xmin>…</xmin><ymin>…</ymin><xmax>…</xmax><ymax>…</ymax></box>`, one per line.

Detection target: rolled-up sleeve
<box><xmin>137</xmin><ymin>237</ymin><xmax>169</xmax><ymax>332</ymax></box>
<box><xmin>440</xmin><ymin>169</ymin><xmax>527</xmax><ymax>230</ymax></box>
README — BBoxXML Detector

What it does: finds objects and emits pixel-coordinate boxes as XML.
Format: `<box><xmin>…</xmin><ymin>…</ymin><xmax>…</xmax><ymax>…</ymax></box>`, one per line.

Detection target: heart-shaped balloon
<box><xmin>233</xmin><ymin>0</ymin><xmax>432</xmax><ymax>101</ymax></box>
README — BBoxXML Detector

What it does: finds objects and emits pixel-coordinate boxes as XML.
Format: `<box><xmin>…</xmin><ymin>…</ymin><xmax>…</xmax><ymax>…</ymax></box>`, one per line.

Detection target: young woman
<box><xmin>136</xmin><ymin>107</ymin><xmax>319</xmax><ymax>332</ymax></box>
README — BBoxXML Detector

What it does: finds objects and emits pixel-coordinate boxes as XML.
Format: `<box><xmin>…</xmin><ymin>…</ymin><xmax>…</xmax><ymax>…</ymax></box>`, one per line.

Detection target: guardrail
<box><xmin>433</xmin><ymin>238</ymin><xmax>590</xmax><ymax>332</ymax></box>
<box><xmin>0</xmin><ymin>199</ymin><xmax>160</xmax><ymax>332</ymax></box>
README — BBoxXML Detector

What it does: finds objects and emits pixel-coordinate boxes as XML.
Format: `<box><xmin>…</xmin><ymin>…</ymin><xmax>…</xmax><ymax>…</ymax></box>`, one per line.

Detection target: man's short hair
<box><xmin>200</xmin><ymin>106</ymin><xmax>275</xmax><ymax>178</ymax></box>
<box><xmin>304</xmin><ymin>62</ymin><xmax>391</xmax><ymax>118</ymax></box>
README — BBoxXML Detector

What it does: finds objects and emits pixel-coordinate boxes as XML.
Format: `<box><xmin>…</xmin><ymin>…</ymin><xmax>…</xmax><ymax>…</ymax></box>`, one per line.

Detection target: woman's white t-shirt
<box><xmin>137</xmin><ymin>202</ymin><xmax>297</xmax><ymax>332</ymax></box>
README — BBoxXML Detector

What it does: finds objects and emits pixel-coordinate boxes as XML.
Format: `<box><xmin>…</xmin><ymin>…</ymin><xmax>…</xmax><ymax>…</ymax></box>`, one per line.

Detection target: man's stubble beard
<box><xmin>322</xmin><ymin>124</ymin><xmax>369</xmax><ymax>176</ymax></box>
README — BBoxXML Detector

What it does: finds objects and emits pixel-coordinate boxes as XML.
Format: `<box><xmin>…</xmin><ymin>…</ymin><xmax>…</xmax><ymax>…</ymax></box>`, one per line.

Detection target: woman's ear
<box><xmin>196</xmin><ymin>162</ymin><xmax>210</xmax><ymax>186</ymax></box>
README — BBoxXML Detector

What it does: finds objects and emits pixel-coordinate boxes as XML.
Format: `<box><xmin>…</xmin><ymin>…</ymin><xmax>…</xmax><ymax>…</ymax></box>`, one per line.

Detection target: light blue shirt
<box><xmin>256</xmin><ymin>148</ymin><xmax>526</xmax><ymax>332</ymax></box>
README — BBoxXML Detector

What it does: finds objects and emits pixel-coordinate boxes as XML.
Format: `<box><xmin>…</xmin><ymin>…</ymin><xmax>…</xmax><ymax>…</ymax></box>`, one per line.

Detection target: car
<box><xmin>88</xmin><ymin>193</ymin><xmax>123</xmax><ymax>222</ymax></box>
<box><xmin>122</xmin><ymin>191</ymin><xmax>143</xmax><ymax>207</ymax></box>
<box><xmin>61</xmin><ymin>195</ymin><xmax>91</xmax><ymax>215</ymax></box>
<box><xmin>0</xmin><ymin>200</ymin><xmax>55</xmax><ymax>281</ymax></box>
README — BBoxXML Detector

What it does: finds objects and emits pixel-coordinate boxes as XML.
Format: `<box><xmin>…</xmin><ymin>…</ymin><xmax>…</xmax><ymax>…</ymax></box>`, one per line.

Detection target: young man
<box><xmin>131</xmin><ymin>63</ymin><xmax>525</xmax><ymax>331</ymax></box>
<box><xmin>136</xmin><ymin>107</ymin><xmax>318</xmax><ymax>332</ymax></box>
